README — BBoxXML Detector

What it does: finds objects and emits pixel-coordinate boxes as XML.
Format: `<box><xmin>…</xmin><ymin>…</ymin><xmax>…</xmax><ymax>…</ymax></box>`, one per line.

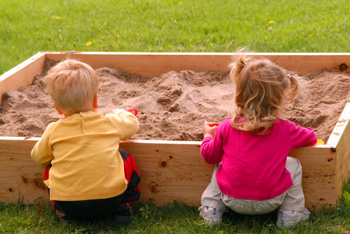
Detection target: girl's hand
<box><xmin>203</xmin><ymin>122</ymin><xmax>219</xmax><ymax>138</ymax></box>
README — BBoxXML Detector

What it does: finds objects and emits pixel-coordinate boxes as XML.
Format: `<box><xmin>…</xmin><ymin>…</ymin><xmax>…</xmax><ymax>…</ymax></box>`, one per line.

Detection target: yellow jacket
<box><xmin>31</xmin><ymin>110</ymin><xmax>139</xmax><ymax>201</ymax></box>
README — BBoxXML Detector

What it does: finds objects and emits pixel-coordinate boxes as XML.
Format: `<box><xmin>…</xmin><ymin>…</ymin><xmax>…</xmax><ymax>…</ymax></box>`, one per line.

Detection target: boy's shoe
<box><xmin>276</xmin><ymin>207</ymin><xmax>310</xmax><ymax>229</ymax></box>
<box><xmin>55</xmin><ymin>210</ymin><xmax>72</xmax><ymax>224</ymax></box>
<box><xmin>115</xmin><ymin>203</ymin><xmax>132</xmax><ymax>223</ymax></box>
<box><xmin>198</xmin><ymin>206</ymin><xmax>224</xmax><ymax>225</ymax></box>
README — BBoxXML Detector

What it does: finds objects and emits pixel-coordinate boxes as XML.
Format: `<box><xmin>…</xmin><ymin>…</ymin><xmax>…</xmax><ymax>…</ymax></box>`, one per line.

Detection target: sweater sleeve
<box><xmin>106</xmin><ymin>110</ymin><xmax>139</xmax><ymax>140</ymax></box>
<box><xmin>289</xmin><ymin>120</ymin><xmax>318</xmax><ymax>148</ymax></box>
<box><xmin>31</xmin><ymin>122</ymin><xmax>57</xmax><ymax>166</ymax></box>
<box><xmin>200</xmin><ymin>128</ymin><xmax>224</xmax><ymax>164</ymax></box>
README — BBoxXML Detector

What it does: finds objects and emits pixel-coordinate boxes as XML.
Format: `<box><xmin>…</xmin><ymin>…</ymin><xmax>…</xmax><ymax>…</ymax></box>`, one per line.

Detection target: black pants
<box><xmin>46</xmin><ymin>149</ymin><xmax>141</xmax><ymax>221</ymax></box>
<box><xmin>54</xmin><ymin>192</ymin><xmax>125</xmax><ymax>221</ymax></box>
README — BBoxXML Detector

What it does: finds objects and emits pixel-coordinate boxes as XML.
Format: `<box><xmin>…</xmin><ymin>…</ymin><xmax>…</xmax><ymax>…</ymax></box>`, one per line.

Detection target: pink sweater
<box><xmin>201</xmin><ymin>118</ymin><xmax>317</xmax><ymax>201</ymax></box>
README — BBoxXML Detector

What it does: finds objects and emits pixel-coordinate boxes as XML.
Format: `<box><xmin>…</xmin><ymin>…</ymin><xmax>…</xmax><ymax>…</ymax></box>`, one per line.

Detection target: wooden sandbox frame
<box><xmin>1</xmin><ymin>52</ymin><xmax>350</xmax><ymax>210</ymax></box>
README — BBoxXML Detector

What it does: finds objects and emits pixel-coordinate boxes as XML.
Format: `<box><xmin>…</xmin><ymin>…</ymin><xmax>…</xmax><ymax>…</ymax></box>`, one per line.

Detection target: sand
<box><xmin>1</xmin><ymin>59</ymin><xmax>350</xmax><ymax>142</ymax></box>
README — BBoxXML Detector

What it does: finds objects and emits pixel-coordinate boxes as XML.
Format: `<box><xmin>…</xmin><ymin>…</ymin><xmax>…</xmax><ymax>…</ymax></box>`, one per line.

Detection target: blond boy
<box><xmin>31</xmin><ymin>59</ymin><xmax>141</xmax><ymax>222</ymax></box>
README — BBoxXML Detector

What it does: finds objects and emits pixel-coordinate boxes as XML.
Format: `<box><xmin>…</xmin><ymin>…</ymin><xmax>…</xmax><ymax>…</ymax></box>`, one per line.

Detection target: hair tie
<box><xmin>287</xmin><ymin>74</ymin><xmax>291</xmax><ymax>79</ymax></box>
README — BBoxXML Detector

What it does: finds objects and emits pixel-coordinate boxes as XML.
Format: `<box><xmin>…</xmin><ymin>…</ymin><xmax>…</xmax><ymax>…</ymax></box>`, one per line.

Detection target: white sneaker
<box><xmin>198</xmin><ymin>206</ymin><xmax>224</xmax><ymax>225</ymax></box>
<box><xmin>276</xmin><ymin>207</ymin><xmax>310</xmax><ymax>229</ymax></box>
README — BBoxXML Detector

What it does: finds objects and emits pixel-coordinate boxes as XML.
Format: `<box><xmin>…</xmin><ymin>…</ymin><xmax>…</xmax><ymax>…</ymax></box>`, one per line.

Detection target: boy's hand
<box><xmin>111</xmin><ymin>109</ymin><xmax>125</xmax><ymax>114</ymax></box>
<box><xmin>112</xmin><ymin>108</ymin><xmax>138</xmax><ymax>116</ymax></box>
<box><xmin>203</xmin><ymin>122</ymin><xmax>218</xmax><ymax>138</ymax></box>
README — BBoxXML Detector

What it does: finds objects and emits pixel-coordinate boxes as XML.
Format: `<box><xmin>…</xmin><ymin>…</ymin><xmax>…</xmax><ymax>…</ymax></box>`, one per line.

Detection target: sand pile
<box><xmin>1</xmin><ymin>59</ymin><xmax>350</xmax><ymax>142</ymax></box>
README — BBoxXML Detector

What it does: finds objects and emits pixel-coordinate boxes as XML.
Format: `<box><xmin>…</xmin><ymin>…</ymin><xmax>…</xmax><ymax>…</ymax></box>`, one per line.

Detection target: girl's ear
<box><xmin>93</xmin><ymin>94</ymin><xmax>99</xmax><ymax>108</ymax></box>
<box><xmin>53</xmin><ymin>103</ymin><xmax>64</xmax><ymax>115</ymax></box>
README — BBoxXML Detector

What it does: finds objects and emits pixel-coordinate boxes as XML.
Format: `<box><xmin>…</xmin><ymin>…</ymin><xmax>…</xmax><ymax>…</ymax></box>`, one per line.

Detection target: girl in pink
<box><xmin>199</xmin><ymin>52</ymin><xmax>317</xmax><ymax>229</ymax></box>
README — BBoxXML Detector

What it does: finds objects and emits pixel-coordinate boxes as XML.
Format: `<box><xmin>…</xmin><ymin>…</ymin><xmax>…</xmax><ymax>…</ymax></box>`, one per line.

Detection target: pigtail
<box><xmin>229</xmin><ymin>48</ymin><xmax>251</xmax><ymax>83</ymax></box>
<box><xmin>284</xmin><ymin>73</ymin><xmax>300</xmax><ymax>101</ymax></box>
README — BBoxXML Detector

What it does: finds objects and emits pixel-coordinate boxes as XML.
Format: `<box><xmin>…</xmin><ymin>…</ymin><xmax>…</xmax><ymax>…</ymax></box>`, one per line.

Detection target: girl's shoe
<box><xmin>276</xmin><ymin>207</ymin><xmax>310</xmax><ymax>229</ymax></box>
<box><xmin>198</xmin><ymin>206</ymin><xmax>224</xmax><ymax>225</ymax></box>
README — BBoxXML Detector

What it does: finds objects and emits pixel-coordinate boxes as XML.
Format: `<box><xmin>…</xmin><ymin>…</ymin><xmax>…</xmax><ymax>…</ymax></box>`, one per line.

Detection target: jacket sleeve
<box><xmin>31</xmin><ymin>122</ymin><xmax>57</xmax><ymax>166</ymax></box>
<box><xmin>289</xmin><ymin>121</ymin><xmax>318</xmax><ymax>148</ymax></box>
<box><xmin>200</xmin><ymin>127</ymin><xmax>224</xmax><ymax>164</ymax></box>
<box><xmin>106</xmin><ymin>110</ymin><xmax>139</xmax><ymax>140</ymax></box>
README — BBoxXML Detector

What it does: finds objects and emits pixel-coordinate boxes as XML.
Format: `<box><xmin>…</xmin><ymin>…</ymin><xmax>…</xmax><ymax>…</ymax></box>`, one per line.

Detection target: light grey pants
<box><xmin>201</xmin><ymin>157</ymin><xmax>306</xmax><ymax>215</ymax></box>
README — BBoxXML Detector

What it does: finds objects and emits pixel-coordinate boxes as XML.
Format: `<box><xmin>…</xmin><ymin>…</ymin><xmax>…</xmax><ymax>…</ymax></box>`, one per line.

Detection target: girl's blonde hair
<box><xmin>230</xmin><ymin>51</ymin><xmax>299</xmax><ymax>135</ymax></box>
<box><xmin>44</xmin><ymin>59</ymin><xmax>99</xmax><ymax>114</ymax></box>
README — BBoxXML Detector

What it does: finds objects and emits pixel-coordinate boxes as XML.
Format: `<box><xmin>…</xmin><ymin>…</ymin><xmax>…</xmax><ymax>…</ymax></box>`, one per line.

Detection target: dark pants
<box><xmin>45</xmin><ymin>149</ymin><xmax>141</xmax><ymax>221</ymax></box>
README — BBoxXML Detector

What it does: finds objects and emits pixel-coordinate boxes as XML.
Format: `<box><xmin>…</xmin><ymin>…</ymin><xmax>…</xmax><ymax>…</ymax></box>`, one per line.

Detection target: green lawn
<box><xmin>2</xmin><ymin>196</ymin><xmax>350</xmax><ymax>233</ymax></box>
<box><xmin>1</xmin><ymin>0</ymin><xmax>350</xmax><ymax>75</ymax></box>
<box><xmin>2</xmin><ymin>0</ymin><xmax>350</xmax><ymax>233</ymax></box>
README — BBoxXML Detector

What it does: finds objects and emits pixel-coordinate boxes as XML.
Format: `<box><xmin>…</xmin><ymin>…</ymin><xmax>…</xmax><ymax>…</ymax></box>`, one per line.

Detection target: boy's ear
<box><xmin>93</xmin><ymin>94</ymin><xmax>98</xmax><ymax>108</ymax></box>
<box><xmin>53</xmin><ymin>103</ymin><xmax>64</xmax><ymax>115</ymax></box>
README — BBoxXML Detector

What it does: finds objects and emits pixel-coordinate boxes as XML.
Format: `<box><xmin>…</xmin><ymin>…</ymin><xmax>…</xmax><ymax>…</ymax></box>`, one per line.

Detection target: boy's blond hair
<box><xmin>229</xmin><ymin>51</ymin><xmax>299</xmax><ymax>135</ymax></box>
<box><xmin>44</xmin><ymin>59</ymin><xmax>99</xmax><ymax>114</ymax></box>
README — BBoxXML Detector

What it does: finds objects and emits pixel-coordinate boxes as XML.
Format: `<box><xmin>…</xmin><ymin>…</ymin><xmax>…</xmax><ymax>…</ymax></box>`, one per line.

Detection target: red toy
<box><xmin>127</xmin><ymin>108</ymin><xmax>138</xmax><ymax>116</ymax></box>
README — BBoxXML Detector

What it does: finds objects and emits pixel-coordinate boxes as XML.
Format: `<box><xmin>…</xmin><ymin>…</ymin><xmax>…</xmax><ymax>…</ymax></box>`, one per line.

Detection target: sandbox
<box><xmin>1</xmin><ymin>52</ymin><xmax>350</xmax><ymax>210</ymax></box>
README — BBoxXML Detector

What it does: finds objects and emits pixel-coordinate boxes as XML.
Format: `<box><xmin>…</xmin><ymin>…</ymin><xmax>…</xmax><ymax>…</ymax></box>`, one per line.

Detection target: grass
<box><xmin>1</xmin><ymin>0</ymin><xmax>350</xmax><ymax>75</ymax></box>
<box><xmin>2</xmin><ymin>182</ymin><xmax>350</xmax><ymax>233</ymax></box>
<box><xmin>2</xmin><ymin>195</ymin><xmax>350</xmax><ymax>233</ymax></box>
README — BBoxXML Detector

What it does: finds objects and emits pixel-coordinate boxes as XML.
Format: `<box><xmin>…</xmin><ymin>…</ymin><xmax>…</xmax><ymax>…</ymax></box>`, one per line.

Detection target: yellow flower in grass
<box><xmin>115</xmin><ymin>34</ymin><xmax>120</xmax><ymax>38</ymax></box>
<box><xmin>269</xmin><ymin>20</ymin><xmax>275</xmax><ymax>24</ymax></box>
<box><xmin>55</xmin><ymin>16</ymin><xmax>60</xmax><ymax>20</ymax></box>
<box><xmin>86</xmin><ymin>41</ymin><xmax>92</xmax><ymax>46</ymax></box>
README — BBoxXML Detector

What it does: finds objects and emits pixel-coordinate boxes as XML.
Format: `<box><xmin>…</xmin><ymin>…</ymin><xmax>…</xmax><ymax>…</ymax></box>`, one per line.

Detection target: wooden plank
<box><xmin>45</xmin><ymin>52</ymin><xmax>233</xmax><ymax>77</ymax></box>
<box><xmin>119</xmin><ymin>140</ymin><xmax>212</xmax><ymax>206</ymax></box>
<box><xmin>0</xmin><ymin>137</ymin><xmax>48</xmax><ymax>204</ymax></box>
<box><xmin>289</xmin><ymin>145</ymin><xmax>335</xmax><ymax>164</ymax></box>
<box><xmin>335</xmin><ymin>119</ymin><xmax>350</xmax><ymax>202</ymax></box>
<box><xmin>0</xmin><ymin>52</ymin><xmax>46</xmax><ymax>105</ymax></box>
<box><xmin>262</xmin><ymin>53</ymin><xmax>350</xmax><ymax>76</ymax></box>
<box><xmin>328</xmin><ymin>99</ymin><xmax>350</xmax><ymax>146</ymax></box>
<box><xmin>0</xmin><ymin>137</ymin><xmax>337</xmax><ymax>209</ymax></box>
<box><xmin>289</xmin><ymin>146</ymin><xmax>337</xmax><ymax>209</ymax></box>
<box><xmin>304</xmin><ymin>190</ymin><xmax>336</xmax><ymax>210</ymax></box>
<box><xmin>43</xmin><ymin>52</ymin><xmax>350</xmax><ymax>77</ymax></box>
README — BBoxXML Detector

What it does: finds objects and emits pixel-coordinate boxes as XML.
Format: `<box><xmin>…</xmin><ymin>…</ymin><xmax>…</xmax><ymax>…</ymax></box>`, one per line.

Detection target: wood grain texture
<box><xmin>0</xmin><ymin>138</ymin><xmax>48</xmax><ymax>204</ymax></box>
<box><xmin>0</xmin><ymin>52</ymin><xmax>46</xmax><ymax>104</ymax></box>
<box><xmin>44</xmin><ymin>52</ymin><xmax>350</xmax><ymax>76</ymax></box>
<box><xmin>335</xmin><ymin>120</ymin><xmax>350</xmax><ymax>203</ymax></box>
<box><xmin>0</xmin><ymin>138</ymin><xmax>338</xmax><ymax>209</ymax></box>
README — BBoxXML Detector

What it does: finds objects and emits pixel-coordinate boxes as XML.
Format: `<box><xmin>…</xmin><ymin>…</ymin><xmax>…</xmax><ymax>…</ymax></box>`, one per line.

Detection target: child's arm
<box><xmin>289</xmin><ymin>121</ymin><xmax>318</xmax><ymax>148</ymax></box>
<box><xmin>107</xmin><ymin>109</ymin><xmax>139</xmax><ymax>140</ymax></box>
<box><xmin>31</xmin><ymin>123</ymin><xmax>56</xmax><ymax>166</ymax></box>
<box><xmin>200</xmin><ymin>122</ymin><xmax>223</xmax><ymax>164</ymax></box>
